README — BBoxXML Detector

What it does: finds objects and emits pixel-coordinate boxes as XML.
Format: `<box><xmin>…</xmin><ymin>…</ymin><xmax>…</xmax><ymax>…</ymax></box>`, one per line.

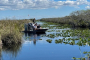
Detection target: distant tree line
<box><xmin>40</xmin><ymin>9</ymin><xmax>90</xmax><ymax>28</ymax></box>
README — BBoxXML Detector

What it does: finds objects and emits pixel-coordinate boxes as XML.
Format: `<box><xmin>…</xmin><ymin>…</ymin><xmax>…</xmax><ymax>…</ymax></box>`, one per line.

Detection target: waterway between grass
<box><xmin>1</xmin><ymin>21</ymin><xmax>90</xmax><ymax>60</ymax></box>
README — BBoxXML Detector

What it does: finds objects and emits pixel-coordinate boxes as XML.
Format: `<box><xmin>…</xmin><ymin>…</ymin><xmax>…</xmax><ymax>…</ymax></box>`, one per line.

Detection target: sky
<box><xmin>0</xmin><ymin>0</ymin><xmax>90</xmax><ymax>20</ymax></box>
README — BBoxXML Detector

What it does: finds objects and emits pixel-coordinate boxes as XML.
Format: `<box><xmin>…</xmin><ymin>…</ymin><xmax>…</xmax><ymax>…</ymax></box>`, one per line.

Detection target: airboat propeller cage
<box><xmin>24</xmin><ymin>23</ymin><xmax>33</xmax><ymax>31</ymax></box>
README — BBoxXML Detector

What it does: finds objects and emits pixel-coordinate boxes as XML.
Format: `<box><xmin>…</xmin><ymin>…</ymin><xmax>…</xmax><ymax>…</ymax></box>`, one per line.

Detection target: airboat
<box><xmin>23</xmin><ymin>23</ymin><xmax>48</xmax><ymax>33</ymax></box>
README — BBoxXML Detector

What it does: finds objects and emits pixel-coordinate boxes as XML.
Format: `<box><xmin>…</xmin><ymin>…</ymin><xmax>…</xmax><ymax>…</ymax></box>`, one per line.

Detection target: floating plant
<box><xmin>55</xmin><ymin>39</ymin><xmax>63</xmax><ymax>44</ymax></box>
<box><xmin>76</xmin><ymin>41</ymin><xmax>82</xmax><ymax>46</ymax></box>
<box><xmin>69</xmin><ymin>41</ymin><xmax>75</xmax><ymax>45</ymax></box>
<box><xmin>46</xmin><ymin>34</ymin><xmax>55</xmax><ymax>38</ymax></box>
<box><xmin>63</xmin><ymin>42</ymin><xmax>68</xmax><ymax>44</ymax></box>
<box><xmin>72</xmin><ymin>57</ymin><xmax>76</xmax><ymax>59</ymax></box>
<box><xmin>72</xmin><ymin>57</ymin><xmax>85</xmax><ymax>60</ymax></box>
<box><xmin>39</xmin><ymin>39</ymin><xmax>42</xmax><ymax>40</ymax></box>
<box><xmin>83</xmin><ymin>51</ymin><xmax>87</xmax><ymax>54</ymax></box>
<box><xmin>46</xmin><ymin>39</ymin><xmax>52</xmax><ymax>43</ymax></box>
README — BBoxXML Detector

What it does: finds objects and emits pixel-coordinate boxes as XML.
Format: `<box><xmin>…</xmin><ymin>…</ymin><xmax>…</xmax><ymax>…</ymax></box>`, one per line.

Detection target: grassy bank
<box><xmin>40</xmin><ymin>9</ymin><xmax>90</xmax><ymax>28</ymax></box>
<box><xmin>0</xmin><ymin>19</ymin><xmax>32</xmax><ymax>45</ymax></box>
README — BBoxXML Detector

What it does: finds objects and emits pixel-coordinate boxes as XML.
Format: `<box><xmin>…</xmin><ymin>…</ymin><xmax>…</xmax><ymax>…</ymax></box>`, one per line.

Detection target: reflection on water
<box><xmin>24</xmin><ymin>33</ymin><xmax>46</xmax><ymax>45</ymax></box>
<box><xmin>2</xmin><ymin>44</ymin><xmax>22</xmax><ymax>58</ymax></box>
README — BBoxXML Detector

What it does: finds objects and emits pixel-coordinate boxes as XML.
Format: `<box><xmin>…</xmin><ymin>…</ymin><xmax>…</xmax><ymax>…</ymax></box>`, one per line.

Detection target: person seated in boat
<box><xmin>34</xmin><ymin>23</ymin><xmax>41</xmax><ymax>29</ymax></box>
<box><xmin>34</xmin><ymin>24</ymin><xmax>37</xmax><ymax>30</ymax></box>
<box><xmin>32</xmin><ymin>23</ymin><xmax>34</xmax><ymax>26</ymax></box>
<box><xmin>37</xmin><ymin>24</ymin><xmax>41</xmax><ymax>29</ymax></box>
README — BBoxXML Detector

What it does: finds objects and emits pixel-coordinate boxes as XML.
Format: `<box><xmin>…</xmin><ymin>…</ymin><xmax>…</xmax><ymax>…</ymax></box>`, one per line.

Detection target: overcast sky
<box><xmin>0</xmin><ymin>0</ymin><xmax>90</xmax><ymax>19</ymax></box>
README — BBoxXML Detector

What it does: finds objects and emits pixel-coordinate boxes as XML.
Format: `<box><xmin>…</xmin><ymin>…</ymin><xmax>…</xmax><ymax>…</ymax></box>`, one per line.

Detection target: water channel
<box><xmin>1</xmin><ymin>21</ymin><xmax>90</xmax><ymax>60</ymax></box>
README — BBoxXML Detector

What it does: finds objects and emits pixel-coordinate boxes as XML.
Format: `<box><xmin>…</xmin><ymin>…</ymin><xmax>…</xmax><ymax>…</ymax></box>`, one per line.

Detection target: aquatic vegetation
<box><xmin>63</xmin><ymin>42</ymin><xmax>68</xmax><ymax>44</ymax></box>
<box><xmin>42</xmin><ymin>21</ymin><xmax>90</xmax><ymax>47</ymax></box>
<box><xmin>76</xmin><ymin>41</ymin><xmax>82</xmax><ymax>46</ymax></box>
<box><xmin>56</xmin><ymin>33</ymin><xmax>62</xmax><ymax>37</ymax></box>
<box><xmin>56</xmin><ymin>30</ymin><xmax>61</xmax><ymax>32</ymax></box>
<box><xmin>82</xmin><ymin>58</ymin><xmax>85</xmax><ymax>60</ymax></box>
<box><xmin>39</xmin><ymin>39</ymin><xmax>42</xmax><ymax>40</ymax></box>
<box><xmin>46</xmin><ymin>39</ymin><xmax>52</xmax><ymax>43</ymax></box>
<box><xmin>72</xmin><ymin>57</ymin><xmax>76</xmax><ymax>59</ymax></box>
<box><xmin>55</xmin><ymin>39</ymin><xmax>63</xmax><ymax>44</ymax></box>
<box><xmin>69</xmin><ymin>41</ymin><xmax>75</xmax><ymax>45</ymax></box>
<box><xmin>75</xmin><ymin>38</ymin><xmax>79</xmax><ymax>40</ymax></box>
<box><xmin>62</xmin><ymin>34</ymin><xmax>70</xmax><ymax>37</ymax></box>
<box><xmin>72</xmin><ymin>57</ymin><xmax>86</xmax><ymax>60</ymax></box>
<box><xmin>82</xmin><ymin>51</ymin><xmax>90</xmax><ymax>58</ymax></box>
<box><xmin>85</xmin><ymin>54</ymin><xmax>90</xmax><ymax>57</ymax></box>
<box><xmin>83</xmin><ymin>51</ymin><xmax>87</xmax><ymax>54</ymax></box>
<box><xmin>88</xmin><ymin>38</ymin><xmax>90</xmax><ymax>41</ymax></box>
<box><xmin>67</xmin><ymin>38</ymin><xmax>71</xmax><ymax>41</ymax></box>
<box><xmin>41</xmin><ymin>23</ymin><xmax>49</xmax><ymax>28</ymax></box>
<box><xmin>46</xmin><ymin>34</ymin><xmax>55</xmax><ymax>38</ymax></box>
<box><xmin>39</xmin><ymin>21</ymin><xmax>90</xmax><ymax>60</ymax></box>
<box><xmin>47</xmin><ymin>30</ymin><xmax>55</xmax><ymax>32</ymax></box>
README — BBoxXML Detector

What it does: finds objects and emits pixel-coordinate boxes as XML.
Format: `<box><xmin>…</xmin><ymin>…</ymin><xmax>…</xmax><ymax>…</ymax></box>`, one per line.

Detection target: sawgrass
<box><xmin>0</xmin><ymin>19</ymin><xmax>32</xmax><ymax>45</ymax></box>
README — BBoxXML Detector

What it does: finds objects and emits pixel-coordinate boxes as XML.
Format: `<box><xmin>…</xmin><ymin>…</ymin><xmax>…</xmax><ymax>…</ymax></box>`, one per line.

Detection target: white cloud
<box><xmin>0</xmin><ymin>0</ymin><xmax>90</xmax><ymax>10</ymax></box>
<box><xmin>0</xmin><ymin>8</ymin><xmax>5</xmax><ymax>10</ymax></box>
<box><xmin>85</xmin><ymin>6</ymin><xmax>90</xmax><ymax>9</ymax></box>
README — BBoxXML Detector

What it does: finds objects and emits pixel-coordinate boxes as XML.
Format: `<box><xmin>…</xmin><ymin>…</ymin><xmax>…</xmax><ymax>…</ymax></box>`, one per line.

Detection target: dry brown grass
<box><xmin>0</xmin><ymin>19</ymin><xmax>32</xmax><ymax>45</ymax></box>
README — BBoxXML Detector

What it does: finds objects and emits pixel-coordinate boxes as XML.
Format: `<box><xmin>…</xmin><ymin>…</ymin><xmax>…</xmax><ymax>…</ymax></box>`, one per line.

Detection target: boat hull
<box><xmin>22</xmin><ymin>29</ymin><xmax>48</xmax><ymax>34</ymax></box>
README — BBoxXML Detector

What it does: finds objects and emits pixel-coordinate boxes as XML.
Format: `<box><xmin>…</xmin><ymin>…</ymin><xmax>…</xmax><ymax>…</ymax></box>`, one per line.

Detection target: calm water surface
<box><xmin>1</xmin><ymin>21</ymin><xmax>90</xmax><ymax>60</ymax></box>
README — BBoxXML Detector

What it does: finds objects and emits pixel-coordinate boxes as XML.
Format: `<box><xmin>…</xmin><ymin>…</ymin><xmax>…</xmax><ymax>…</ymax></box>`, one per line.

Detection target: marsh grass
<box><xmin>40</xmin><ymin>9</ymin><xmax>90</xmax><ymax>28</ymax></box>
<box><xmin>0</xmin><ymin>19</ymin><xmax>32</xmax><ymax>45</ymax></box>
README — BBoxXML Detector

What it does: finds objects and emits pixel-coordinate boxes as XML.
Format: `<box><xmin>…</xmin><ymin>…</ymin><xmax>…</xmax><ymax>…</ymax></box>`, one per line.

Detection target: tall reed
<box><xmin>0</xmin><ymin>19</ymin><xmax>32</xmax><ymax>45</ymax></box>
